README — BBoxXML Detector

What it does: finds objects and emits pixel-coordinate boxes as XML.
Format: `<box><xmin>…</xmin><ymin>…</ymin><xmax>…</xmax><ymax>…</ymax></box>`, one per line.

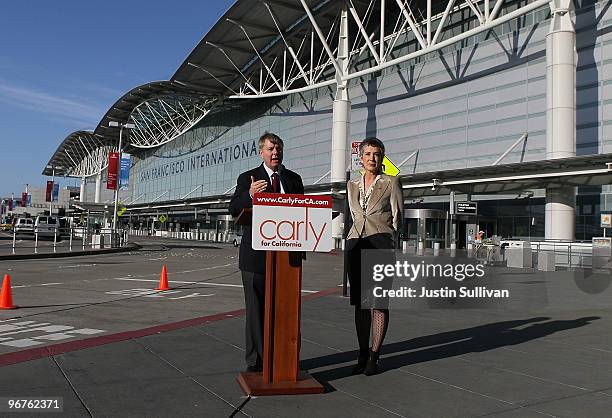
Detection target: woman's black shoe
<box><xmin>364</xmin><ymin>350</ymin><xmax>380</xmax><ymax>376</ymax></box>
<box><xmin>351</xmin><ymin>350</ymin><xmax>369</xmax><ymax>375</ymax></box>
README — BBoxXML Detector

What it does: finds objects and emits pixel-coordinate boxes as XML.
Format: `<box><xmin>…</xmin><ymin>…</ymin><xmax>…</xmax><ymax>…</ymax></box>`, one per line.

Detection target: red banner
<box><xmin>107</xmin><ymin>152</ymin><xmax>119</xmax><ymax>190</ymax></box>
<box><xmin>8</xmin><ymin>199</ymin><xmax>12</xmax><ymax>211</ymax></box>
<box><xmin>45</xmin><ymin>181</ymin><xmax>53</xmax><ymax>202</ymax></box>
<box><xmin>21</xmin><ymin>192</ymin><xmax>28</xmax><ymax>207</ymax></box>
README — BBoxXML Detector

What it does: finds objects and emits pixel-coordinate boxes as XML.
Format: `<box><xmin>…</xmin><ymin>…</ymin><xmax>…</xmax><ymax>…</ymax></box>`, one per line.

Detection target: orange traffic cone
<box><xmin>156</xmin><ymin>265</ymin><xmax>170</xmax><ymax>291</ymax></box>
<box><xmin>0</xmin><ymin>274</ymin><xmax>17</xmax><ymax>309</ymax></box>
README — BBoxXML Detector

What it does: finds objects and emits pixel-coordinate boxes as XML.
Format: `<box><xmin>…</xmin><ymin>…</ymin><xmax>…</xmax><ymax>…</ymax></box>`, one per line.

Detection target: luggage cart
<box><xmin>475</xmin><ymin>238</ymin><xmax>502</xmax><ymax>266</ymax></box>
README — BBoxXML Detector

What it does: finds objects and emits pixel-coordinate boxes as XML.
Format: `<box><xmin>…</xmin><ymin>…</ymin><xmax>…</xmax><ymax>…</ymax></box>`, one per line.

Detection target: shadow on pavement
<box><xmin>306</xmin><ymin>316</ymin><xmax>600</xmax><ymax>387</ymax></box>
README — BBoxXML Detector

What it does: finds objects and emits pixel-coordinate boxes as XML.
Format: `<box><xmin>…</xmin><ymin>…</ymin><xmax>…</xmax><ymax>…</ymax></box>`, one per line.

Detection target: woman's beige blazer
<box><xmin>346</xmin><ymin>174</ymin><xmax>403</xmax><ymax>247</ymax></box>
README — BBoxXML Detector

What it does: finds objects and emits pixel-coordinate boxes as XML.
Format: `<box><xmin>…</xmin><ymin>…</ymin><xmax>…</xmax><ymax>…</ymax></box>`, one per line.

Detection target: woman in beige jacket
<box><xmin>346</xmin><ymin>137</ymin><xmax>403</xmax><ymax>375</ymax></box>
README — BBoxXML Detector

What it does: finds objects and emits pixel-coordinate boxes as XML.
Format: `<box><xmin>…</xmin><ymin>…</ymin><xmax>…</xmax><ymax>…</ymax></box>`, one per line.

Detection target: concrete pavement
<box><xmin>0</xmin><ymin>239</ymin><xmax>610</xmax><ymax>417</ymax></box>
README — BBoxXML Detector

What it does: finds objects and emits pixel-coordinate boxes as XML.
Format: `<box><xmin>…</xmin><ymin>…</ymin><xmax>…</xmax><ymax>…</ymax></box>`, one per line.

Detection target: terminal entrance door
<box><xmin>404</xmin><ymin>209</ymin><xmax>447</xmax><ymax>249</ymax></box>
<box><xmin>455</xmin><ymin>216</ymin><xmax>497</xmax><ymax>248</ymax></box>
<box><xmin>216</xmin><ymin>214</ymin><xmax>233</xmax><ymax>242</ymax></box>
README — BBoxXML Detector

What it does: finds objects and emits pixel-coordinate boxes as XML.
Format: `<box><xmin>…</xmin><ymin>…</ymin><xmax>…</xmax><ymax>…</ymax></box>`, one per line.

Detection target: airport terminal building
<box><xmin>45</xmin><ymin>0</ymin><xmax>612</xmax><ymax>247</ymax></box>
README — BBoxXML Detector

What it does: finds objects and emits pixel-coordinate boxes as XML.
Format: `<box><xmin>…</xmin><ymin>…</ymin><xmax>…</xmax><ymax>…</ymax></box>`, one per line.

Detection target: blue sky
<box><xmin>0</xmin><ymin>0</ymin><xmax>235</xmax><ymax>197</ymax></box>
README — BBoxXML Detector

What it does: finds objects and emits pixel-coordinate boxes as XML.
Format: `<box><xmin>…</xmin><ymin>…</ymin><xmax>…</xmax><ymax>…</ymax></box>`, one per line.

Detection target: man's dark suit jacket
<box><xmin>229</xmin><ymin>164</ymin><xmax>304</xmax><ymax>274</ymax></box>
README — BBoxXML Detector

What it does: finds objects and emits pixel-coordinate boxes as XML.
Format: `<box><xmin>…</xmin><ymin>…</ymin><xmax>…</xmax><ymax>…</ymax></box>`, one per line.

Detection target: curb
<box><xmin>0</xmin><ymin>243</ymin><xmax>142</xmax><ymax>261</ymax></box>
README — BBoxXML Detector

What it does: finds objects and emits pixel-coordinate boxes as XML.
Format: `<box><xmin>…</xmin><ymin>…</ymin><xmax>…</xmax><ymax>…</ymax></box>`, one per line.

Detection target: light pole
<box><xmin>108</xmin><ymin>121</ymin><xmax>135</xmax><ymax>237</ymax></box>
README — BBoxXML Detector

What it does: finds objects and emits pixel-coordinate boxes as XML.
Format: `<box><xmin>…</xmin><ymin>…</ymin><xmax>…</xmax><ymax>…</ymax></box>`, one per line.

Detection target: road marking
<box><xmin>178</xmin><ymin>263</ymin><xmax>234</xmax><ymax>273</ymax></box>
<box><xmin>104</xmin><ymin>288</ymin><xmax>215</xmax><ymax>300</ymax></box>
<box><xmin>0</xmin><ymin>240</ymin><xmax>22</xmax><ymax>246</ymax></box>
<box><xmin>0</xmin><ymin>320</ymin><xmax>105</xmax><ymax>348</ymax></box>
<box><xmin>105</xmin><ymin>288</ymin><xmax>183</xmax><ymax>298</ymax></box>
<box><xmin>170</xmin><ymin>293</ymin><xmax>214</xmax><ymax>300</ymax></box>
<box><xmin>114</xmin><ymin>278</ymin><xmax>318</xmax><ymax>293</ymax></box>
<box><xmin>12</xmin><ymin>282</ymin><xmax>63</xmax><ymax>289</ymax></box>
<box><xmin>58</xmin><ymin>264</ymin><xmax>97</xmax><ymax>269</ymax></box>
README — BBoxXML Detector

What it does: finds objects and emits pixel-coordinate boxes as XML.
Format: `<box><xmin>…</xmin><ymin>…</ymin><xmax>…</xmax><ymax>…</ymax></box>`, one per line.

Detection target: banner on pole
<box><xmin>45</xmin><ymin>181</ymin><xmax>53</xmax><ymax>202</ymax></box>
<box><xmin>52</xmin><ymin>183</ymin><xmax>59</xmax><ymax>202</ymax></box>
<box><xmin>107</xmin><ymin>152</ymin><xmax>119</xmax><ymax>190</ymax></box>
<box><xmin>119</xmin><ymin>153</ymin><xmax>131</xmax><ymax>190</ymax></box>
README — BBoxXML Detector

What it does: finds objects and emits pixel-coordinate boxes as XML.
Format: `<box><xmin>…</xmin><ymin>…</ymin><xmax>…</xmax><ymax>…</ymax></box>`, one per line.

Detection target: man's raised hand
<box><xmin>249</xmin><ymin>175</ymin><xmax>268</xmax><ymax>198</ymax></box>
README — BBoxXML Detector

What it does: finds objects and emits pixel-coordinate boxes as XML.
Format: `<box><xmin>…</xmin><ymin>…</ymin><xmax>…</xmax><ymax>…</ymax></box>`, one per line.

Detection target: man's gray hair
<box><xmin>258</xmin><ymin>132</ymin><xmax>284</xmax><ymax>150</ymax></box>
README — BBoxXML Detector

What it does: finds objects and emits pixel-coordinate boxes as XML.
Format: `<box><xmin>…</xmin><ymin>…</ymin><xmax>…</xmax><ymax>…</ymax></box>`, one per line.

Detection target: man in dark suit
<box><xmin>229</xmin><ymin>132</ymin><xmax>304</xmax><ymax>372</ymax></box>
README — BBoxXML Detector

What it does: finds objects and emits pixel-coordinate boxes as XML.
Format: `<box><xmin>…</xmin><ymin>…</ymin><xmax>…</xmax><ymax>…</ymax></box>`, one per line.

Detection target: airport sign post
<box><xmin>108</xmin><ymin>121</ymin><xmax>135</xmax><ymax>241</ymax></box>
<box><xmin>351</xmin><ymin>141</ymin><xmax>361</xmax><ymax>171</ymax></box>
<box><xmin>456</xmin><ymin>201</ymin><xmax>478</xmax><ymax>215</ymax></box>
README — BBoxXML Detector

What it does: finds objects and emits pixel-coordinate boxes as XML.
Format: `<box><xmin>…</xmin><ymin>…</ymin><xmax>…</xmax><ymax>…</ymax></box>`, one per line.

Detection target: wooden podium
<box><xmin>236</xmin><ymin>211</ymin><xmax>325</xmax><ymax>395</ymax></box>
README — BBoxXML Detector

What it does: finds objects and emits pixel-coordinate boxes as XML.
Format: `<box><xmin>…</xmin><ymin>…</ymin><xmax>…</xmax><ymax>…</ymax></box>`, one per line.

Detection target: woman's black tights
<box><xmin>355</xmin><ymin>307</ymin><xmax>389</xmax><ymax>353</ymax></box>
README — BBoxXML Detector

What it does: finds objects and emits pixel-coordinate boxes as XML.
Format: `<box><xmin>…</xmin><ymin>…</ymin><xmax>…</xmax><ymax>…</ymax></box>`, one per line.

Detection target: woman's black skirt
<box><xmin>347</xmin><ymin>236</ymin><xmax>394</xmax><ymax>309</ymax></box>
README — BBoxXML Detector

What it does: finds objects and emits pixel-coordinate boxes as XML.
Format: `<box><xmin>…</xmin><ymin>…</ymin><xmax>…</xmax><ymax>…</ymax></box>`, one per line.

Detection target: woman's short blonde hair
<box><xmin>359</xmin><ymin>137</ymin><xmax>385</xmax><ymax>156</ymax></box>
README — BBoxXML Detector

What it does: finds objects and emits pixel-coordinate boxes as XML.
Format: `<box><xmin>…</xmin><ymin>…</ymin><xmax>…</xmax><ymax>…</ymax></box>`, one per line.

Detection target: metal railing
<box><xmin>396</xmin><ymin>238</ymin><xmax>603</xmax><ymax>270</ymax></box>
<box><xmin>127</xmin><ymin>228</ymin><xmax>236</xmax><ymax>243</ymax></box>
<box><xmin>3</xmin><ymin>226</ymin><xmax>129</xmax><ymax>256</ymax></box>
<box><xmin>528</xmin><ymin>240</ymin><xmax>593</xmax><ymax>269</ymax></box>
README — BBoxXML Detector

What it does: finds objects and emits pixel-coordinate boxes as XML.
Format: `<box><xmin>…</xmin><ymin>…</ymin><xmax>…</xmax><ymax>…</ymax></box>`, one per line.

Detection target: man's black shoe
<box><xmin>245</xmin><ymin>364</ymin><xmax>262</xmax><ymax>372</ymax></box>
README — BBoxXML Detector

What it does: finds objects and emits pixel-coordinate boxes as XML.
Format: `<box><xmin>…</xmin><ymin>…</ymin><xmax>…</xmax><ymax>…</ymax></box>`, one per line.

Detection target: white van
<box><xmin>35</xmin><ymin>216</ymin><xmax>60</xmax><ymax>238</ymax></box>
<box><xmin>13</xmin><ymin>218</ymin><xmax>34</xmax><ymax>235</ymax></box>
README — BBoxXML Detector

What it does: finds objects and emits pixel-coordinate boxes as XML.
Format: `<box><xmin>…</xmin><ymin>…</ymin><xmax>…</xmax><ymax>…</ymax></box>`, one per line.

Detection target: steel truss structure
<box><xmin>44</xmin><ymin>131</ymin><xmax>113</xmax><ymax>178</ymax></box>
<box><xmin>173</xmin><ymin>0</ymin><xmax>550</xmax><ymax>99</ymax></box>
<box><xmin>127</xmin><ymin>95</ymin><xmax>216</xmax><ymax>149</ymax></box>
<box><xmin>49</xmin><ymin>0</ymin><xmax>551</xmax><ymax>180</ymax></box>
<box><xmin>46</xmin><ymin>83</ymin><xmax>216</xmax><ymax>178</ymax></box>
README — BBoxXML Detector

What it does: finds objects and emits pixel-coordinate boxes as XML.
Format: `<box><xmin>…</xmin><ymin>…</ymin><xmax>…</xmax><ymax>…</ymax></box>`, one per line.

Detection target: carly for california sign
<box><xmin>252</xmin><ymin>193</ymin><xmax>332</xmax><ymax>252</ymax></box>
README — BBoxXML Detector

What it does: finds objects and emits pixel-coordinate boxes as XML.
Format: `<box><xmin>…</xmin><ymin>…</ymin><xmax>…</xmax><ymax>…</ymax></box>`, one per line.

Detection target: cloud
<box><xmin>73</xmin><ymin>81</ymin><xmax>125</xmax><ymax>100</ymax></box>
<box><xmin>0</xmin><ymin>81</ymin><xmax>105</xmax><ymax>126</ymax></box>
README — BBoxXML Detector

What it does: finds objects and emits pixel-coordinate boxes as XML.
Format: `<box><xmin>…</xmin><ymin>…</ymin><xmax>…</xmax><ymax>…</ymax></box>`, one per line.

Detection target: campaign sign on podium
<box><xmin>252</xmin><ymin>193</ymin><xmax>333</xmax><ymax>252</ymax></box>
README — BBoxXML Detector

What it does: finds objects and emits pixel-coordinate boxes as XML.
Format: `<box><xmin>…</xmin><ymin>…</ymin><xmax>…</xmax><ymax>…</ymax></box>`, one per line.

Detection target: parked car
<box><xmin>35</xmin><ymin>216</ymin><xmax>60</xmax><ymax>238</ymax></box>
<box><xmin>13</xmin><ymin>218</ymin><xmax>34</xmax><ymax>235</ymax></box>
